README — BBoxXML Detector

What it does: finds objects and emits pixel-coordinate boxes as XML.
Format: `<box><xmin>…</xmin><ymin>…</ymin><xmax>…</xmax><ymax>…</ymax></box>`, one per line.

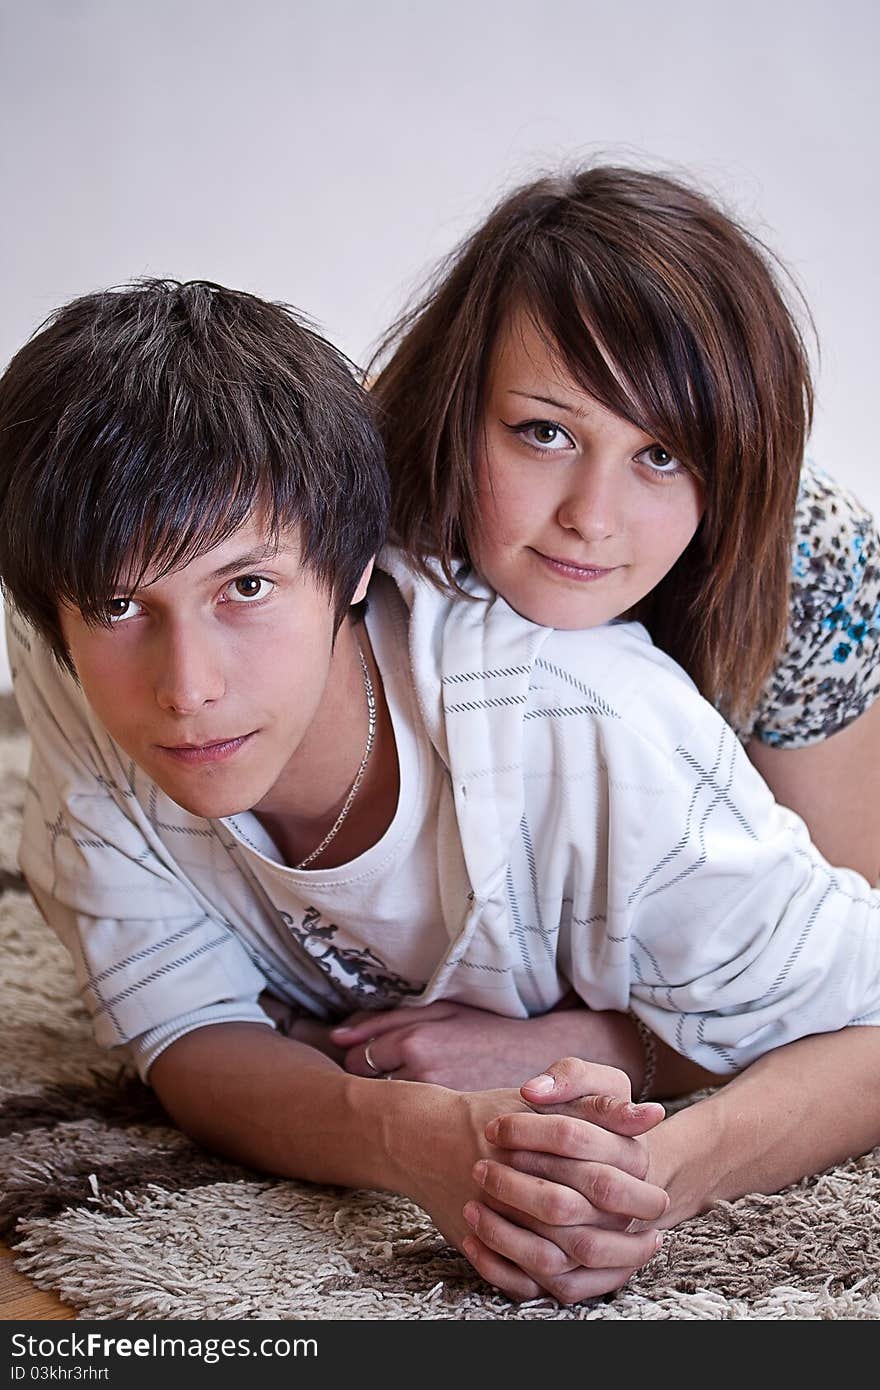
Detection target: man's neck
<box><xmin>252</xmin><ymin>624</ymin><xmax>399</xmax><ymax>869</ymax></box>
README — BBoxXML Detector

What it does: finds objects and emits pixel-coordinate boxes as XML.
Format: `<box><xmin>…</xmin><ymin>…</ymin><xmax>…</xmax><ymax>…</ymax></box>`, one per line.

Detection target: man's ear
<box><xmin>350</xmin><ymin>557</ymin><xmax>375</xmax><ymax>607</ymax></box>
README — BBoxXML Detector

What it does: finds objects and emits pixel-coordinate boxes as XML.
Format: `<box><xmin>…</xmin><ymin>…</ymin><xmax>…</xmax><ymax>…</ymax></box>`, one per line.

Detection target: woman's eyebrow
<box><xmin>507</xmin><ymin>389</ymin><xmax>586</xmax><ymax>418</ymax></box>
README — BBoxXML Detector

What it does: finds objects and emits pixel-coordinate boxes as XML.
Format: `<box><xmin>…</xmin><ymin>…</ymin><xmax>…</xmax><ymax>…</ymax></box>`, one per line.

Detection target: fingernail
<box><xmin>473</xmin><ymin>1160</ymin><xmax>488</xmax><ymax>1185</ymax></box>
<box><xmin>484</xmin><ymin>1119</ymin><xmax>499</xmax><ymax>1142</ymax></box>
<box><xmin>654</xmin><ymin>1231</ymin><xmax>664</xmax><ymax>1250</ymax></box>
<box><xmin>522</xmin><ymin>1073</ymin><xmax>555</xmax><ymax>1094</ymax></box>
<box><xmin>330</xmin><ymin>1025</ymin><xmax>354</xmax><ymax>1037</ymax></box>
<box><xmin>627</xmin><ymin>1101</ymin><xmax>663</xmax><ymax>1117</ymax></box>
<box><xmin>462</xmin><ymin>1235</ymin><xmax>477</xmax><ymax>1259</ymax></box>
<box><xmin>463</xmin><ymin>1202</ymin><xmax>480</xmax><ymax>1227</ymax></box>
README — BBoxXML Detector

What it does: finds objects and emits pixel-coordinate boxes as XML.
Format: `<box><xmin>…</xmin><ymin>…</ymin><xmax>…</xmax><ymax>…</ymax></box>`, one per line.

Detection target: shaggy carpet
<box><xmin>1</xmin><ymin>695</ymin><xmax>878</xmax><ymax>1320</ymax></box>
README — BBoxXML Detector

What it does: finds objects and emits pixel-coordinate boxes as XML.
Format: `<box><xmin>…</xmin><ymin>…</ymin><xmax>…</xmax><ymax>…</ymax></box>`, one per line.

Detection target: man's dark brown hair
<box><xmin>371</xmin><ymin>165</ymin><xmax>814</xmax><ymax>722</ymax></box>
<box><xmin>0</xmin><ymin>279</ymin><xmax>389</xmax><ymax>667</ymax></box>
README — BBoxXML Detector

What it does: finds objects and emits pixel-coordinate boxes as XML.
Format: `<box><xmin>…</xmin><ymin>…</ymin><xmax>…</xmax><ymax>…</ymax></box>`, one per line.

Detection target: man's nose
<box><xmin>153</xmin><ymin>625</ymin><xmax>225</xmax><ymax>715</ymax></box>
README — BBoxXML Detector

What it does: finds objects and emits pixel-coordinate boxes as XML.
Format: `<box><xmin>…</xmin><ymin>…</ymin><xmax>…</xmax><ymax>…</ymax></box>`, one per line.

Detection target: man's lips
<box><xmin>156</xmin><ymin>732</ymin><xmax>257</xmax><ymax>765</ymax></box>
<box><xmin>533</xmin><ymin>550</ymin><xmax>621</xmax><ymax>580</ymax></box>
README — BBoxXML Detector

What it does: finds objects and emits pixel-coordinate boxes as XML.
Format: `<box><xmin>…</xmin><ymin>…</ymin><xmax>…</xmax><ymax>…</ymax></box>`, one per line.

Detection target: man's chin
<box><xmin>147</xmin><ymin>769</ymin><xmax>264</xmax><ymax>821</ymax></box>
<box><xmin>168</xmin><ymin>790</ymin><xmax>255</xmax><ymax>820</ymax></box>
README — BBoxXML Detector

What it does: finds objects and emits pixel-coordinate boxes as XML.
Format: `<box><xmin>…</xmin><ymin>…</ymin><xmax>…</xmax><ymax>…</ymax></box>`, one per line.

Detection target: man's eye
<box><xmin>105</xmin><ymin>598</ymin><xmax>142</xmax><ymax>623</ymax></box>
<box><xmin>227</xmin><ymin>576</ymin><xmax>274</xmax><ymax>603</ymax></box>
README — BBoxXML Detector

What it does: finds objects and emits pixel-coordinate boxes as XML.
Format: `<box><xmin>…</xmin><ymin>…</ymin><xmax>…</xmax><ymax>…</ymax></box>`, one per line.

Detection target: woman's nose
<box><xmin>556</xmin><ymin>464</ymin><xmax>619</xmax><ymax>542</ymax></box>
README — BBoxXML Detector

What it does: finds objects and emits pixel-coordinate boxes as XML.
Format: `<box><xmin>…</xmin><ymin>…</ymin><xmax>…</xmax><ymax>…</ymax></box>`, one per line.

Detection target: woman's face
<box><xmin>471</xmin><ymin>311</ymin><xmax>705</xmax><ymax>630</ymax></box>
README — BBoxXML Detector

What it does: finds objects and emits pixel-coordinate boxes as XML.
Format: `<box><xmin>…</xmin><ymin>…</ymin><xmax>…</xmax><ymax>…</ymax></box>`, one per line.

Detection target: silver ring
<box><xmin>364</xmin><ymin>1036</ymin><xmax>397</xmax><ymax>1079</ymax></box>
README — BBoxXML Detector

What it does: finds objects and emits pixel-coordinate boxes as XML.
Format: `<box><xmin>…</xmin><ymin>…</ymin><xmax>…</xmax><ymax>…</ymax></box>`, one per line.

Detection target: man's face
<box><xmin>60</xmin><ymin>519</ymin><xmax>369</xmax><ymax>819</ymax></box>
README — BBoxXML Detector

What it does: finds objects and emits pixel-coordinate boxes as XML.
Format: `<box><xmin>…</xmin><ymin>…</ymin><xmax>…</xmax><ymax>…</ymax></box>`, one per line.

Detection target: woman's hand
<box><xmin>331</xmin><ymin>1000</ymin><xmax>642</xmax><ymax>1091</ymax></box>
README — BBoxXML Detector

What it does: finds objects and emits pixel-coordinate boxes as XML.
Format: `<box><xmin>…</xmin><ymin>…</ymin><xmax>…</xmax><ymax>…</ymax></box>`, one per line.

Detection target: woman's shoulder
<box><xmin>746</xmin><ymin>461</ymin><xmax>880</xmax><ymax>748</ymax></box>
<box><xmin>789</xmin><ymin>459</ymin><xmax>878</xmax><ymax>636</ymax></box>
<box><xmin>794</xmin><ymin>459</ymin><xmax>877</xmax><ymax>564</ymax></box>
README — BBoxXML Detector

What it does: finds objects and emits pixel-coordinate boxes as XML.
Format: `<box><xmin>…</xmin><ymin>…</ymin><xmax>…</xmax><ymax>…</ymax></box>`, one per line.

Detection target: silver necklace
<box><xmin>294</xmin><ymin>642</ymin><xmax>377</xmax><ymax>870</ymax></box>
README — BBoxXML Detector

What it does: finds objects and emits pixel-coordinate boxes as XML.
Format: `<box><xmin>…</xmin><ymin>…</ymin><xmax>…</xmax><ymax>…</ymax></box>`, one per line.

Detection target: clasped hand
<box><xmin>331</xmin><ymin>1003</ymin><xmax>668</xmax><ymax>1303</ymax></box>
<box><xmin>461</xmin><ymin>1059</ymin><xmax>667</xmax><ymax>1302</ymax></box>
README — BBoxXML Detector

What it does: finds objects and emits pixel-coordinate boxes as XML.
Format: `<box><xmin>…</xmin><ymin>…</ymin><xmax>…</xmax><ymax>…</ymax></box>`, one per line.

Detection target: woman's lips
<box><xmin>157</xmin><ymin>732</ymin><xmax>256</xmax><ymax>765</ymax></box>
<box><xmin>533</xmin><ymin>550</ymin><xmax>620</xmax><ymax>582</ymax></box>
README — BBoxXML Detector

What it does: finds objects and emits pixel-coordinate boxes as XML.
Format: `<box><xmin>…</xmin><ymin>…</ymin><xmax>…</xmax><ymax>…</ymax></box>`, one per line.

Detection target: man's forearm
<box><xmin>148</xmin><ymin>1021</ymin><xmax>448</xmax><ymax>1198</ymax></box>
<box><xmin>646</xmin><ymin>1026</ymin><xmax>880</xmax><ymax>1226</ymax></box>
<box><xmin>149</xmin><ymin>1021</ymin><xmax>669</xmax><ymax>1301</ymax></box>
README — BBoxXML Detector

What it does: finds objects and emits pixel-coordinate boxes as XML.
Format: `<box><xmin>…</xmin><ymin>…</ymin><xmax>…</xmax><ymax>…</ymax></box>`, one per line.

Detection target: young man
<box><xmin>1</xmin><ymin>280</ymin><xmax>879</xmax><ymax>1306</ymax></box>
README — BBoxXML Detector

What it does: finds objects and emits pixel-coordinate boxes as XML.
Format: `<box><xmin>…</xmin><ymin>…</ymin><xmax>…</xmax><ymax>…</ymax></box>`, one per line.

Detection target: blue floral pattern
<box><xmin>736</xmin><ymin>461</ymin><xmax>880</xmax><ymax>748</ymax></box>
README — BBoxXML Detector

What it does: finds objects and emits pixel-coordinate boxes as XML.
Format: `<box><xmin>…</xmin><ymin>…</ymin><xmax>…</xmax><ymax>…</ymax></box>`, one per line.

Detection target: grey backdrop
<box><xmin>2</xmin><ymin>0</ymin><xmax>878</xmax><ymax>686</ymax></box>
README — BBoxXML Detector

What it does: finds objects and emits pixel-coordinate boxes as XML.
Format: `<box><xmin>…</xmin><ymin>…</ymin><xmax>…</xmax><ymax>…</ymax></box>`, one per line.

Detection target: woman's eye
<box><xmin>105</xmin><ymin>597</ymin><xmax>142</xmax><ymax>624</ymax></box>
<box><xmin>640</xmin><ymin>444</ymin><xmax>683</xmax><ymax>475</ymax></box>
<box><xmin>226</xmin><ymin>575</ymin><xmax>275</xmax><ymax>603</ymax></box>
<box><xmin>512</xmin><ymin>420</ymin><xmax>574</xmax><ymax>452</ymax></box>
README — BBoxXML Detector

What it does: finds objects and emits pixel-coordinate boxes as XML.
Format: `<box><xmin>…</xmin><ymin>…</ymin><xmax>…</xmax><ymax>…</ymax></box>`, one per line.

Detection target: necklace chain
<box><xmin>294</xmin><ymin>642</ymin><xmax>377</xmax><ymax>870</ymax></box>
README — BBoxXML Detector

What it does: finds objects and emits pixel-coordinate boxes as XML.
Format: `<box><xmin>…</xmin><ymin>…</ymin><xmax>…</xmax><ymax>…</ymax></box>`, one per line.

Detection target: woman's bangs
<box><xmin>524</xmin><ymin>283</ymin><xmax>707</xmax><ymax>476</ymax></box>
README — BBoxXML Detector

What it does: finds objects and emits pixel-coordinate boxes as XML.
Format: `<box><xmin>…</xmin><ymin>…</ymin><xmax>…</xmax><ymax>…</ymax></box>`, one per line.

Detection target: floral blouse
<box><xmin>736</xmin><ymin>461</ymin><xmax>880</xmax><ymax>748</ymax></box>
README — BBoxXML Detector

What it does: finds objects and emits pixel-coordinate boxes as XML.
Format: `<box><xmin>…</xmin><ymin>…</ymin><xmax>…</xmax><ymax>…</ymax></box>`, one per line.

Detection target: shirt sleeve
<box><xmin>601</xmin><ymin>689</ymin><xmax>880</xmax><ymax>1073</ymax></box>
<box><xmin>6</xmin><ymin>610</ymin><xmax>272</xmax><ymax>1080</ymax></box>
<box><xmin>743</xmin><ymin>461</ymin><xmax>880</xmax><ymax>749</ymax></box>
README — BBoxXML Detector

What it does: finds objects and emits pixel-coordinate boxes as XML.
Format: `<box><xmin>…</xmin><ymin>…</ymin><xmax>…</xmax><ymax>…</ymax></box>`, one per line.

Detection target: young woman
<box><xmin>371</xmin><ymin>165</ymin><xmax>880</xmax><ymax>881</ymax></box>
<box><xmin>329</xmin><ymin>166</ymin><xmax>880</xmax><ymax>1296</ymax></box>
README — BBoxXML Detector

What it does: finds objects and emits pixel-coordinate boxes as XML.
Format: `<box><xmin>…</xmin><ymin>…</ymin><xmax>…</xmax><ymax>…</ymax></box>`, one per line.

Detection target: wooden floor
<box><xmin>0</xmin><ymin>1245</ymin><xmax>76</xmax><ymax>1320</ymax></box>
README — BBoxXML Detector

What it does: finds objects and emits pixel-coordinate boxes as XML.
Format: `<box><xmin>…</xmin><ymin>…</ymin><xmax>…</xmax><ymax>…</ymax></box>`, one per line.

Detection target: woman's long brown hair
<box><xmin>370</xmin><ymin>166</ymin><xmax>814</xmax><ymax>724</ymax></box>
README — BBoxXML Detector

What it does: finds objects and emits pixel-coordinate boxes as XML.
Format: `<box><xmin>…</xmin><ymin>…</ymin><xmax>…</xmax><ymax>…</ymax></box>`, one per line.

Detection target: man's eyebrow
<box><xmin>507</xmin><ymin>390</ymin><xmax>586</xmax><ymax>418</ymax></box>
<box><xmin>208</xmin><ymin>545</ymin><xmax>285</xmax><ymax>580</ymax></box>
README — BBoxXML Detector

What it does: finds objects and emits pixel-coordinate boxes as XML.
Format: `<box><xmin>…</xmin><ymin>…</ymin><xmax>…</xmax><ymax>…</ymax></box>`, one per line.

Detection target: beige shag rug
<box><xmin>1</xmin><ymin>695</ymin><xmax>878</xmax><ymax>1320</ymax></box>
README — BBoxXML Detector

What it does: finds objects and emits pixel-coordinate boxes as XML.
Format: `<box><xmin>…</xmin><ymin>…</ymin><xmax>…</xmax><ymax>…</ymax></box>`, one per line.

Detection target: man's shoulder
<box><xmin>5</xmin><ymin>603</ymin><xmax>92</xmax><ymax>736</ymax></box>
<box><xmin>535</xmin><ymin>619</ymin><xmax>696</xmax><ymax>704</ymax></box>
<box><xmin>529</xmin><ymin>621</ymin><xmax>720</xmax><ymax>765</ymax></box>
<box><xmin>375</xmin><ymin>549</ymin><xmax>726</xmax><ymax>765</ymax></box>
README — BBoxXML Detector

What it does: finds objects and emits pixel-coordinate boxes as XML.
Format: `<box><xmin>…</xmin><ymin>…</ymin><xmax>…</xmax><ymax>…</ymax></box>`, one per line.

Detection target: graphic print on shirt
<box><xmin>280</xmin><ymin>906</ymin><xmax>425</xmax><ymax>1010</ymax></box>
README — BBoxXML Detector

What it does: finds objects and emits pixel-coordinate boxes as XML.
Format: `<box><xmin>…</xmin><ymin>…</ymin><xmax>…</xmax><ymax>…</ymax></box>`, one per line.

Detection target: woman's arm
<box><xmin>331</xmin><ymin>1000</ymin><xmax>722</xmax><ymax>1098</ymax></box>
<box><xmin>746</xmin><ymin>698</ymin><xmax>880</xmax><ymax>883</ymax></box>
